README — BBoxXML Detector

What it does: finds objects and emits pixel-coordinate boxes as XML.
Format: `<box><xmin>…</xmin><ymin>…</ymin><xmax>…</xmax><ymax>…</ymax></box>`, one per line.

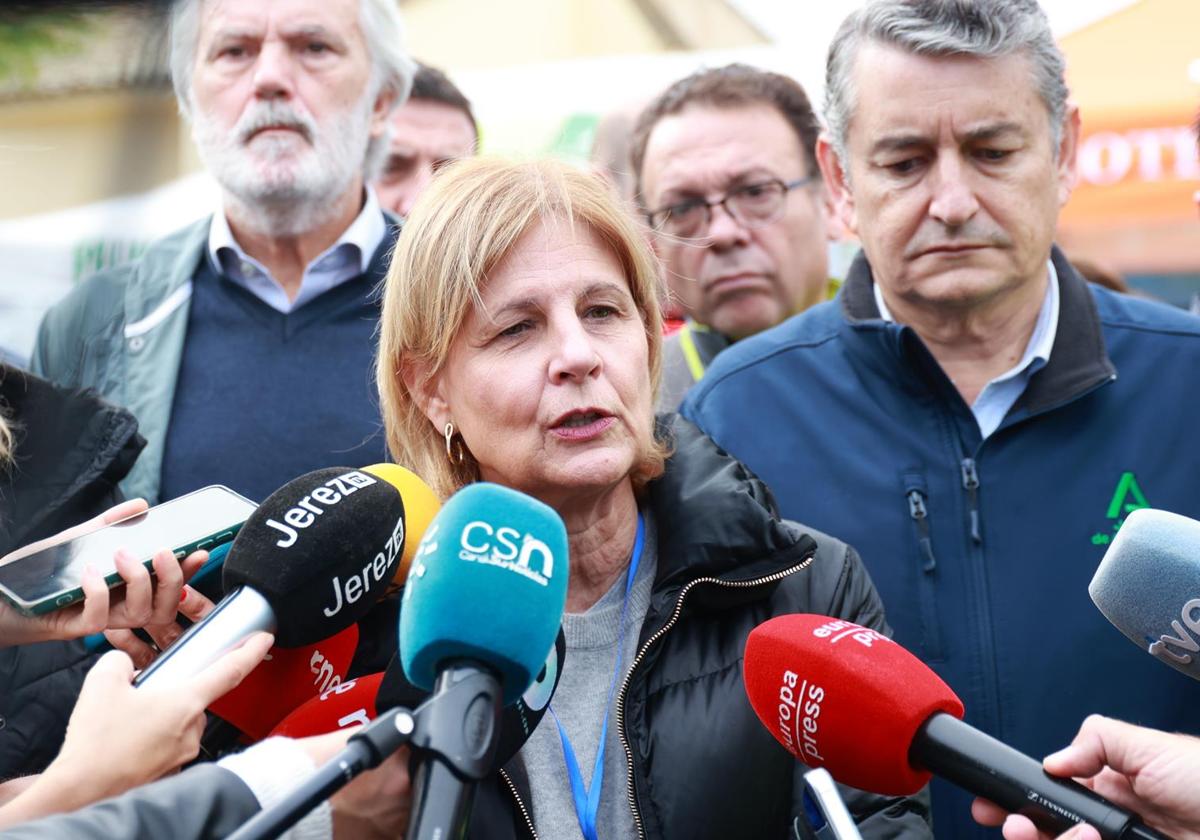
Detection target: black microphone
<box><xmin>377</xmin><ymin>625</ymin><xmax>566</xmax><ymax>772</ymax></box>
<box><xmin>136</xmin><ymin>466</ymin><xmax>412</xmax><ymax>688</ymax></box>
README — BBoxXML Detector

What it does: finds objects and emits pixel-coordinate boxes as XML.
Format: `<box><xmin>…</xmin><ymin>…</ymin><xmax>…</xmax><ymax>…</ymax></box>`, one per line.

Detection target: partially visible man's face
<box><xmin>820</xmin><ymin>43</ymin><xmax>1079</xmax><ymax>311</ymax></box>
<box><xmin>640</xmin><ymin>104</ymin><xmax>830</xmax><ymax>340</ymax></box>
<box><xmin>375</xmin><ymin>98</ymin><xmax>477</xmax><ymax>217</ymax></box>
<box><xmin>189</xmin><ymin>0</ymin><xmax>391</xmax><ymax>208</ymax></box>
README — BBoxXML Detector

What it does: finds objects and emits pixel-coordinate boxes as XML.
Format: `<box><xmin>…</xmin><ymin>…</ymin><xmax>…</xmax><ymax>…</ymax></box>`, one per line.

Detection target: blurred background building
<box><xmin>1</xmin><ymin>0</ymin><xmax>1197</xmax><ymax>360</ymax></box>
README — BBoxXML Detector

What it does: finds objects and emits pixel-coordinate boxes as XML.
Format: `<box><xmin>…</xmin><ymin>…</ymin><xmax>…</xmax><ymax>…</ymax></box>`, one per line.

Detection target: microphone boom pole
<box><xmin>228</xmin><ymin>707</ymin><xmax>417</xmax><ymax>840</ymax></box>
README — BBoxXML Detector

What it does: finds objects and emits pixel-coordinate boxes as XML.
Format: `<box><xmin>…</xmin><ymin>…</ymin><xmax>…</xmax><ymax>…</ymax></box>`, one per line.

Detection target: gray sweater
<box><xmin>518</xmin><ymin>509</ymin><xmax>658</xmax><ymax>839</ymax></box>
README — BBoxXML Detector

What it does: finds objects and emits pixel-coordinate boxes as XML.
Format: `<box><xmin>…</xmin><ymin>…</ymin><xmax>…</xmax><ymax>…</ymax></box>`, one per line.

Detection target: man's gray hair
<box><xmin>824</xmin><ymin>0</ymin><xmax>1069</xmax><ymax>161</ymax></box>
<box><xmin>169</xmin><ymin>0</ymin><xmax>415</xmax><ymax>178</ymax></box>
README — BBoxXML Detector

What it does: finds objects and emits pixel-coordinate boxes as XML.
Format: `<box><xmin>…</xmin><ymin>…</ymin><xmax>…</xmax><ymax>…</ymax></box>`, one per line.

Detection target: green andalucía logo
<box><xmin>1090</xmin><ymin>472</ymin><xmax>1149</xmax><ymax>546</ymax></box>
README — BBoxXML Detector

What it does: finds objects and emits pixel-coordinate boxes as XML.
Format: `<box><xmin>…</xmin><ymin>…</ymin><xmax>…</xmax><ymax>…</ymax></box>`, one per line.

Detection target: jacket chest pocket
<box><xmin>903</xmin><ymin>471</ymin><xmax>944</xmax><ymax>662</ymax></box>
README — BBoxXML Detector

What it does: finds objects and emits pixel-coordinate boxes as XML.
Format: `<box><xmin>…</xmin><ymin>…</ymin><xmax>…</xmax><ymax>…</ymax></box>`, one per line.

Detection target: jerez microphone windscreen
<box><xmin>1089</xmin><ymin>507</ymin><xmax>1200</xmax><ymax>680</ymax></box>
<box><xmin>380</xmin><ymin>625</ymin><xmax>566</xmax><ymax>768</ymax></box>
<box><xmin>744</xmin><ymin>614</ymin><xmax>963</xmax><ymax>796</ymax></box>
<box><xmin>361</xmin><ymin>463</ymin><xmax>441</xmax><ymax>587</ymax></box>
<box><xmin>399</xmin><ymin>482</ymin><xmax>568</xmax><ymax>705</ymax></box>
<box><xmin>224</xmin><ymin>467</ymin><xmax>406</xmax><ymax>646</ymax></box>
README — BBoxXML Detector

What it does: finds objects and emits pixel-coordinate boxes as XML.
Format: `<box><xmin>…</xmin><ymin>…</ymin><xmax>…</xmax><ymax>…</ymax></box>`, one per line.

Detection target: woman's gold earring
<box><xmin>444</xmin><ymin>421</ymin><xmax>464</xmax><ymax>465</ymax></box>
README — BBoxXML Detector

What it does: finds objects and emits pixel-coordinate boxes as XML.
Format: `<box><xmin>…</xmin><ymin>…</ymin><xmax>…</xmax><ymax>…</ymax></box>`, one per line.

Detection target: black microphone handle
<box><xmin>405</xmin><ymin>662</ymin><xmax>503</xmax><ymax>840</ymax></box>
<box><xmin>227</xmin><ymin>707</ymin><xmax>417</xmax><ymax>840</ymax></box>
<box><xmin>911</xmin><ymin>713</ymin><xmax>1173</xmax><ymax>840</ymax></box>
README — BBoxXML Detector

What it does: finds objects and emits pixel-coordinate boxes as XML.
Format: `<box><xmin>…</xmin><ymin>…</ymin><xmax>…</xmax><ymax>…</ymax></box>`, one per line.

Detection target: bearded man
<box><xmin>32</xmin><ymin>0</ymin><xmax>414</xmax><ymax>505</ymax></box>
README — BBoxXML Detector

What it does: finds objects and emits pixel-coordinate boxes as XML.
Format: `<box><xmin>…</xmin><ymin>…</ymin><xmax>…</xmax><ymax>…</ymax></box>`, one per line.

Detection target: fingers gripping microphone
<box><xmin>1089</xmin><ymin>507</ymin><xmax>1200</xmax><ymax>680</ymax></box>
<box><xmin>400</xmin><ymin>482</ymin><xmax>569</xmax><ymax>840</ymax></box>
<box><xmin>136</xmin><ymin>465</ymin><xmax>431</xmax><ymax>689</ymax></box>
<box><xmin>743</xmin><ymin>615</ymin><xmax>1171</xmax><ymax>840</ymax></box>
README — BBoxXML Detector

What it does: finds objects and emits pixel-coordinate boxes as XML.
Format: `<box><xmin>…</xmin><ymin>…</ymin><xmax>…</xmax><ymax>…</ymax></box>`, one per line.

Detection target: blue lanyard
<box><xmin>550</xmin><ymin>513</ymin><xmax>645</xmax><ymax>840</ymax></box>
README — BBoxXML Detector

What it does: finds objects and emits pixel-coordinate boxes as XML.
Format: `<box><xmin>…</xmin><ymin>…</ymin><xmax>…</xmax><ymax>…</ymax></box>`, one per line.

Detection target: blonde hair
<box><xmin>0</xmin><ymin>411</ymin><xmax>12</xmax><ymax>468</ymax></box>
<box><xmin>377</xmin><ymin>157</ymin><xmax>668</xmax><ymax>500</ymax></box>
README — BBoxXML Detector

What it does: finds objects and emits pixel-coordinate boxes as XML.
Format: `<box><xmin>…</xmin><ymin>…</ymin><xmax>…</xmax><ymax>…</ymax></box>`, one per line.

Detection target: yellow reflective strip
<box><xmin>678</xmin><ymin>324</ymin><xmax>707</xmax><ymax>383</ymax></box>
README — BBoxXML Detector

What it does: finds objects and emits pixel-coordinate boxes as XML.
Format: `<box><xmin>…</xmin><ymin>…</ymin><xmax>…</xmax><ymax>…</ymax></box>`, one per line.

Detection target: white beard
<box><xmin>192</xmin><ymin>92</ymin><xmax>375</xmax><ymax>237</ymax></box>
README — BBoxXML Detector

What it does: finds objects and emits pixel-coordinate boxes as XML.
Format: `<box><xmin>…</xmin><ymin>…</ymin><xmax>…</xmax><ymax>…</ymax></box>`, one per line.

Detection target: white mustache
<box><xmin>236</xmin><ymin>102</ymin><xmax>316</xmax><ymax>145</ymax></box>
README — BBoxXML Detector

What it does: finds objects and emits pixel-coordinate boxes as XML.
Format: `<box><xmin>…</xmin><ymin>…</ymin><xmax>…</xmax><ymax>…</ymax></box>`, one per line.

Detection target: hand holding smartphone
<box><xmin>0</xmin><ymin>487</ymin><xmax>256</xmax><ymax>646</ymax></box>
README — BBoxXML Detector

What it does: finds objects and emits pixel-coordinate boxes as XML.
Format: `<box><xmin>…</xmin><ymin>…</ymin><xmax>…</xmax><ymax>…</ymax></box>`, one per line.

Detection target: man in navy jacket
<box><xmin>682</xmin><ymin>1</ymin><xmax>1200</xmax><ymax>836</ymax></box>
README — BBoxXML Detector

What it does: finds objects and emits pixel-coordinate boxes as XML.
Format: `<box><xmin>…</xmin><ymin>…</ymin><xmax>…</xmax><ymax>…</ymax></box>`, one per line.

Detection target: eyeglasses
<box><xmin>646</xmin><ymin>176</ymin><xmax>815</xmax><ymax>239</ymax></box>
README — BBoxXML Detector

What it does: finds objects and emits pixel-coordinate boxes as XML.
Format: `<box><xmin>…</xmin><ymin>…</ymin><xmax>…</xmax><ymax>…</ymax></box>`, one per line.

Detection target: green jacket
<box><xmin>32</xmin><ymin>218</ymin><xmax>210</xmax><ymax>504</ymax></box>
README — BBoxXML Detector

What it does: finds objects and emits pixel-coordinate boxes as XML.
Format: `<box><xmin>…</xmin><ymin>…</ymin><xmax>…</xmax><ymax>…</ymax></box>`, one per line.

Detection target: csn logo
<box><xmin>458</xmin><ymin>521</ymin><xmax>555</xmax><ymax>586</ymax></box>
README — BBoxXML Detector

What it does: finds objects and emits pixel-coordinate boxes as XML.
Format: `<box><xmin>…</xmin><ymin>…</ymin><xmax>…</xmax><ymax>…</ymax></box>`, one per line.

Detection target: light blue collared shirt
<box><xmin>873</xmin><ymin>261</ymin><xmax>1060</xmax><ymax>439</ymax></box>
<box><xmin>208</xmin><ymin>189</ymin><xmax>386</xmax><ymax>313</ymax></box>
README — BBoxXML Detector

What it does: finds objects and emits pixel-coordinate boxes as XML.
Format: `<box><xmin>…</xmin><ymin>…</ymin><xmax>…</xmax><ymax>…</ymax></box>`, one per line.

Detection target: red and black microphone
<box><xmin>270</xmin><ymin>626</ymin><xmax>568</xmax><ymax>770</ymax></box>
<box><xmin>210</xmin><ymin>624</ymin><xmax>362</xmax><ymax>742</ymax></box>
<box><xmin>743</xmin><ymin>614</ymin><xmax>1171</xmax><ymax>840</ymax></box>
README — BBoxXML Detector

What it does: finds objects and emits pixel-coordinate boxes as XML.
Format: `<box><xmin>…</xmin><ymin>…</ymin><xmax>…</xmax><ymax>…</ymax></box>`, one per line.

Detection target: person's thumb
<box><xmin>1044</xmin><ymin>715</ymin><xmax>1141</xmax><ymax>780</ymax></box>
<box><xmin>84</xmin><ymin>649</ymin><xmax>137</xmax><ymax>688</ymax></box>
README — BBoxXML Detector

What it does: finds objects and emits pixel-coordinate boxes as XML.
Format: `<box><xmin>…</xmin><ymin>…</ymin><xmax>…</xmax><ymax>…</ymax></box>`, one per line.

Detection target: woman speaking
<box><xmin>377</xmin><ymin>158</ymin><xmax>931</xmax><ymax>839</ymax></box>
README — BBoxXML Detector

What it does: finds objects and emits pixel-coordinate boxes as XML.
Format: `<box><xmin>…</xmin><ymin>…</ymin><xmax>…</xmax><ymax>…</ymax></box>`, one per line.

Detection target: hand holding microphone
<box><xmin>742</xmin><ymin>614</ymin><xmax>1172</xmax><ymax>840</ymax></box>
<box><xmin>973</xmin><ymin>715</ymin><xmax>1200</xmax><ymax>840</ymax></box>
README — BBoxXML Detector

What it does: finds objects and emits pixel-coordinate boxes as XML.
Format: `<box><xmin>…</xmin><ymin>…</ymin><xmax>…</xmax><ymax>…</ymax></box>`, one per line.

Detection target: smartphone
<box><xmin>0</xmin><ymin>485</ymin><xmax>257</xmax><ymax>616</ymax></box>
<box><xmin>795</xmin><ymin>768</ymin><xmax>864</xmax><ymax>840</ymax></box>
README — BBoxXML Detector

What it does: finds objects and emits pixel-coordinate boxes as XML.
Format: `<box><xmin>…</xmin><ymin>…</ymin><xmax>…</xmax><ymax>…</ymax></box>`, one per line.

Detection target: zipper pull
<box><xmin>907</xmin><ymin>489</ymin><xmax>937</xmax><ymax>572</ymax></box>
<box><xmin>960</xmin><ymin>459</ymin><xmax>982</xmax><ymax>544</ymax></box>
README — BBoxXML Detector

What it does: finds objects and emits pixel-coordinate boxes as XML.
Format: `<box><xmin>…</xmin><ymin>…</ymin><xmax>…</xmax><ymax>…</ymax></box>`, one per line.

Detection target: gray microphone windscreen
<box><xmin>1089</xmin><ymin>507</ymin><xmax>1200</xmax><ymax>680</ymax></box>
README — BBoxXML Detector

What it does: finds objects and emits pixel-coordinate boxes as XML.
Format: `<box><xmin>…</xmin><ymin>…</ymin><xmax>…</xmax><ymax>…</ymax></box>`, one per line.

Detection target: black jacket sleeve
<box><xmin>0</xmin><ymin>764</ymin><xmax>261</xmax><ymax>840</ymax></box>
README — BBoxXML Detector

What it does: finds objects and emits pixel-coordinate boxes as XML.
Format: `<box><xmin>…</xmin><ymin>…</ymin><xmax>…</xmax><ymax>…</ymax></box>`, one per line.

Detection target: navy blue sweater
<box><xmin>683</xmin><ymin>247</ymin><xmax>1200</xmax><ymax>840</ymax></box>
<box><xmin>160</xmin><ymin>244</ymin><xmax>392</xmax><ymax>504</ymax></box>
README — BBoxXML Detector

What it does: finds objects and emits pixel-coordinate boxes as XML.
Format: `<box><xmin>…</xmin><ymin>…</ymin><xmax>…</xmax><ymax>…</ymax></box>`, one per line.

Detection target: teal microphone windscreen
<box><xmin>399</xmin><ymin>482</ymin><xmax>569</xmax><ymax>705</ymax></box>
<box><xmin>1090</xmin><ymin>507</ymin><xmax>1200</xmax><ymax>680</ymax></box>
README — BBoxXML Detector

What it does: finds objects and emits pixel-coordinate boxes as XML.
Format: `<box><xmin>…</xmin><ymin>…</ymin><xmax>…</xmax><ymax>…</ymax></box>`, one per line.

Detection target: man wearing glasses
<box><xmin>631</xmin><ymin>64</ymin><xmax>835</xmax><ymax>409</ymax></box>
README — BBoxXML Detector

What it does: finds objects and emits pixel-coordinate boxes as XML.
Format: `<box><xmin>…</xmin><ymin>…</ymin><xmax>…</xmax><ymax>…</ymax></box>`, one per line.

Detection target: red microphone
<box><xmin>269</xmin><ymin>672</ymin><xmax>384</xmax><ymax>738</ymax></box>
<box><xmin>743</xmin><ymin>614</ymin><xmax>1169</xmax><ymax>840</ymax></box>
<box><xmin>209</xmin><ymin>623</ymin><xmax>360</xmax><ymax>741</ymax></box>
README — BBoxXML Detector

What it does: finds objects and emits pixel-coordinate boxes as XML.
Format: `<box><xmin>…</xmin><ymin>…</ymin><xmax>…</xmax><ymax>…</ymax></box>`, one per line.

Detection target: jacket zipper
<box><xmin>615</xmin><ymin>555</ymin><xmax>815</xmax><ymax>840</ymax></box>
<box><xmin>960</xmin><ymin>458</ymin><xmax>982</xmax><ymax>544</ymax></box>
<box><xmin>907</xmin><ymin>489</ymin><xmax>937</xmax><ymax>571</ymax></box>
<box><xmin>905</xmin><ymin>479</ymin><xmax>944</xmax><ymax>661</ymax></box>
<box><xmin>960</xmin><ymin>451</ymin><xmax>1000</xmax><ymax>736</ymax></box>
<box><xmin>499</xmin><ymin>768</ymin><xmax>538</xmax><ymax>840</ymax></box>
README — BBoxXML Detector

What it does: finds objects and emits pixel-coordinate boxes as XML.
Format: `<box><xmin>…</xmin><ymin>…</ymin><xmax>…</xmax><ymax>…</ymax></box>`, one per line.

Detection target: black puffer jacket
<box><xmin>0</xmin><ymin>365</ymin><xmax>144</xmax><ymax>777</ymax></box>
<box><xmin>465</xmin><ymin>416</ymin><xmax>932</xmax><ymax>839</ymax></box>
